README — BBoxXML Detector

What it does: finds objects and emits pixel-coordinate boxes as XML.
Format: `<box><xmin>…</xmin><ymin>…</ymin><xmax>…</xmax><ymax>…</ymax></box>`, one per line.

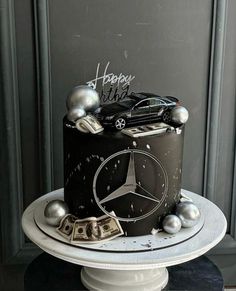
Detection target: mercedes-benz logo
<box><xmin>93</xmin><ymin>149</ymin><xmax>168</xmax><ymax>222</ymax></box>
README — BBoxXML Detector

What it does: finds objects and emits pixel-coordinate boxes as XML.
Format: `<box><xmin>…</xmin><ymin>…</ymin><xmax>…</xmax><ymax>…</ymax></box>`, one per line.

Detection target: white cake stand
<box><xmin>22</xmin><ymin>189</ymin><xmax>226</xmax><ymax>291</ymax></box>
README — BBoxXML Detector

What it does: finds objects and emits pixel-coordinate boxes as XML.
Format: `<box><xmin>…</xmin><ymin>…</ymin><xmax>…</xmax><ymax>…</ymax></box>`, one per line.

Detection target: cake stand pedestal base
<box><xmin>81</xmin><ymin>267</ymin><xmax>168</xmax><ymax>291</ymax></box>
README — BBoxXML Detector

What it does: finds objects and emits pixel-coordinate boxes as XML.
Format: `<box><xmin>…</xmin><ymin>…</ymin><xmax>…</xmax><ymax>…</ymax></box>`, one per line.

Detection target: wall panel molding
<box><xmin>0</xmin><ymin>0</ymin><xmax>24</xmax><ymax>262</ymax></box>
<box><xmin>204</xmin><ymin>0</ymin><xmax>236</xmax><ymax>253</ymax></box>
<box><xmin>203</xmin><ymin>0</ymin><xmax>228</xmax><ymax>202</ymax></box>
<box><xmin>230</xmin><ymin>127</ymin><xmax>236</xmax><ymax>240</ymax></box>
<box><xmin>33</xmin><ymin>0</ymin><xmax>53</xmax><ymax>193</ymax></box>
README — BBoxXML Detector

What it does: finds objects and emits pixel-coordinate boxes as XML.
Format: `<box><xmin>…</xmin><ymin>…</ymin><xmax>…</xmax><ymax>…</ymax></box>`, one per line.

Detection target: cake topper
<box><xmin>75</xmin><ymin>115</ymin><xmax>104</xmax><ymax>134</ymax></box>
<box><xmin>66</xmin><ymin>85</ymin><xmax>100</xmax><ymax>112</ymax></box>
<box><xmin>57</xmin><ymin>212</ymin><xmax>124</xmax><ymax>244</ymax></box>
<box><xmin>162</xmin><ymin>214</ymin><xmax>182</xmax><ymax>234</ymax></box>
<box><xmin>44</xmin><ymin>200</ymin><xmax>69</xmax><ymax>226</ymax></box>
<box><xmin>161</xmin><ymin>194</ymin><xmax>201</xmax><ymax>235</ymax></box>
<box><xmin>86</xmin><ymin>62</ymin><xmax>135</xmax><ymax>103</ymax></box>
<box><xmin>67</xmin><ymin>107</ymin><xmax>86</xmax><ymax>122</ymax></box>
<box><xmin>94</xmin><ymin>92</ymin><xmax>187</xmax><ymax>130</ymax></box>
<box><xmin>171</xmin><ymin>106</ymin><xmax>189</xmax><ymax>126</ymax></box>
<box><xmin>176</xmin><ymin>201</ymin><xmax>201</xmax><ymax>228</ymax></box>
<box><xmin>66</xmin><ymin>86</ymin><xmax>104</xmax><ymax>134</ymax></box>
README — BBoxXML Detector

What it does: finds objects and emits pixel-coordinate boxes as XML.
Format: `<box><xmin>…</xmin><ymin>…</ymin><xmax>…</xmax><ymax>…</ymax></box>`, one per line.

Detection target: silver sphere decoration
<box><xmin>171</xmin><ymin>106</ymin><xmax>189</xmax><ymax>125</ymax></box>
<box><xmin>67</xmin><ymin>106</ymin><xmax>86</xmax><ymax>122</ymax></box>
<box><xmin>176</xmin><ymin>201</ymin><xmax>201</xmax><ymax>228</ymax></box>
<box><xmin>66</xmin><ymin>85</ymin><xmax>100</xmax><ymax>112</ymax></box>
<box><xmin>44</xmin><ymin>200</ymin><xmax>69</xmax><ymax>226</ymax></box>
<box><xmin>162</xmin><ymin>214</ymin><xmax>182</xmax><ymax>234</ymax></box>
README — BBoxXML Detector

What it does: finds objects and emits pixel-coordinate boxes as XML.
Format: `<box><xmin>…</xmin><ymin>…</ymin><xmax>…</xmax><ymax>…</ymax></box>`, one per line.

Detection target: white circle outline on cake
<box><xmin>93</xmin><ymin>149</ymin><xmax>169</xmax><ymax>221</ymax></box>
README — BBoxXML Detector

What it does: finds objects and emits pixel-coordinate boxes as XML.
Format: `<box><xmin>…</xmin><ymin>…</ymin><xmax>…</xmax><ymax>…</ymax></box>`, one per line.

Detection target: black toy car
<box><xmin>95</xmin><ymin>92</ymin><xmax>179</xmax><ymax>130</ymax></box>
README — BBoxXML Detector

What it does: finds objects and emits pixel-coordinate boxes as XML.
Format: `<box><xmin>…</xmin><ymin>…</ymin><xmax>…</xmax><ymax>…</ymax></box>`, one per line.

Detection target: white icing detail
<box><xmin>151</xmin><ymin>228</ymin><xmax>159</xmax><ymax>235</ymax></box>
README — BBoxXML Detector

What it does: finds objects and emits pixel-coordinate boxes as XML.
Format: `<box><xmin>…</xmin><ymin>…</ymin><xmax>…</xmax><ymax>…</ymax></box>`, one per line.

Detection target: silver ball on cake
<box><xmin>67</xmin><ymin>107</ymin><xmax>86</xmax><ymax>122</ymax></box>
<box><xmin>44</xmin><ymin>200</ymin><xmax>69</xmax><ymax>226</ymax></box>
<box><xmin>171</xmin><ymin>106</ymin><xmax>189</xmax><ymax>125</ymax></box>
<box><xmin>66</xmin><ymin>85</ymin><xmax>100</xmax><ymax>112</ymax></box>
<box><xmin>162</xmin><ymin>214</ymin><xmax>182</xmax><ymax>234</ymax></box>
<box><xmin>176</xmin><ymin>201</ymin><xmax>200</xmax><ymax>228</ymax></box>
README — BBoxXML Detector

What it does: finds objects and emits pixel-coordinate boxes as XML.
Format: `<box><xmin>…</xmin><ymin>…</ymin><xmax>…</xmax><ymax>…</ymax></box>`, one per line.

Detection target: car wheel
<box><xmin>114</xmin><ymin>117</ymin><xmax>126</xmax><ymax>130</ymax></box>
<box><xmin>162</xmin><ymin>111</ymin><xmax>171</xmax><ymax>123</ymax></box>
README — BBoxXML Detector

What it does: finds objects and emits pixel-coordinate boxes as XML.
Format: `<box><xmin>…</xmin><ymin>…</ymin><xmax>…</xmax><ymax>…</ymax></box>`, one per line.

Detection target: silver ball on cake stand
<box><xmin>162</xmin><ymin>214</ymin><xmax>182</xmax><ymax>234</ymax></box>
<box><xmin>176</xmin><ymin>201</ymin><xmax>201</xmax><ymax>228</ymax></box>
<box><xmin>171</xmin><ymin>106</ymin><xmax>189</xmax><ymax>125</ymax></box>
<box><xmin>66</xmin><ymin>85</ymin><xmax>100</xmax><ymax>113</ymax></box>
<box><xmin>44</xmin><ymin>200</ymin><xmax>69</xmax><ymax>226</ymax></box>
<box><xmin>67</xmin><ymin>107</ymin><xmax>86</xmax><ymax>123</ymax></box>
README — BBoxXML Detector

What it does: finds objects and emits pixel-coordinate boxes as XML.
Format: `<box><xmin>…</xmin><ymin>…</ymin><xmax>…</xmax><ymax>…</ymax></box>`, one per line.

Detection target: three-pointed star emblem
<box><xmin>99</xmin><ymin>151</ymin><xmax>160</xmax><ymax>204</ymax></box>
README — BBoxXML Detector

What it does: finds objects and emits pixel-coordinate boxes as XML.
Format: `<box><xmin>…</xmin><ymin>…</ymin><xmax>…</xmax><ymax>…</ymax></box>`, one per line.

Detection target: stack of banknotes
<box><xmin>75</xmin><ymin>115</ymin><xmax>104</xmax><ymax>134</ymax></box>
<box><xmin>57</xmin><ymin>211</ymin><xmax>124</xmax><ymax>244</ymax></box>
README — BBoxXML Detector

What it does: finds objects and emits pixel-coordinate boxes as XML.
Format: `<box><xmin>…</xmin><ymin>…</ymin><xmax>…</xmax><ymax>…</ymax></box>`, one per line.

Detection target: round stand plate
<box><xmin>33</xmin><ymin>191</ymin><xmax>204</xmax><ymax>252</ymax></box>
<box><xmin>22</xmin><ymin>189</ymin><xmax>227</xmax><ymax>291</ymax></box>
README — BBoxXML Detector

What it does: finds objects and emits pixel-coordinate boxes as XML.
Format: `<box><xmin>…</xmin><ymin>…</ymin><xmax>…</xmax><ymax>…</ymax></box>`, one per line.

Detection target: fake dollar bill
<box><xmin>57</xmin><ymin>214</ymin><xmax>78</xmax><ymax>239</ymax></box>
<box><xmin>121</xmin><ymin>122</ymin><xmax>174</xmax><ymax>137</ymax></box>
<box><xmin>76</xmin><ymin>115</ymin><xmax>104</xmax><ymax>134</ymax></box>
<box><xmin>71</xmin><ymin>211</ymin><xmax>124</xmax><ymax>244</ymax></box>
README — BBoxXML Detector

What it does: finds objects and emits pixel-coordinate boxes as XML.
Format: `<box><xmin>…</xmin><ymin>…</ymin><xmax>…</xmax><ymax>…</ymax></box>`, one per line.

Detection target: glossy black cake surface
<box><xmin>63</xmin><ymin>116</ymin><xmax>184</xmax><ymax>236</ymax></box>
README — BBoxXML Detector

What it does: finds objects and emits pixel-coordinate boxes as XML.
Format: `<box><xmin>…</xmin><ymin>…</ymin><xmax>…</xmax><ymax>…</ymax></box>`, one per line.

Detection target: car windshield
<box><xmin>161</xmin><ymin>97</ymin><xmax>174</xmax><ymax>104</ymax></box>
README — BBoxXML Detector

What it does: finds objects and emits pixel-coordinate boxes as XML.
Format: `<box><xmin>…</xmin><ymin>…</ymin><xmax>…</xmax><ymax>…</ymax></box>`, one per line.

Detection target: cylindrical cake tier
<box><xmin>64</xmin><ymin>117</ymin><xmax>184</xmax><ymax>236</ymax></box>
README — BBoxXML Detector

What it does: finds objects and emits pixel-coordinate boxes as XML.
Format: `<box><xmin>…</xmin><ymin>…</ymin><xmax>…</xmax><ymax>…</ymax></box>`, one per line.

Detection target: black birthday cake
<box><xmin>63</xmin><ymin>87</ymin><xmax>189</xmax><ymax>237</ymax></box>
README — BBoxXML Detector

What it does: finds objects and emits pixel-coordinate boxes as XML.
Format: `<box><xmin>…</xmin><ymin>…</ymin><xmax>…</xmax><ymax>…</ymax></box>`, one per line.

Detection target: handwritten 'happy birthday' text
<box><xmin>86</xmin><ymin>62</ymin><xmax>135</xmax><ymax>90</ymax></box>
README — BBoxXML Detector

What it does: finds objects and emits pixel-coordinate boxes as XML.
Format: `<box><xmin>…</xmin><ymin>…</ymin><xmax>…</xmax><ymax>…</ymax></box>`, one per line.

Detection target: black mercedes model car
<box><xmin>95</xmin><ymin>92</ymin><xmax>179</xmax><ymax>130</ymax></box>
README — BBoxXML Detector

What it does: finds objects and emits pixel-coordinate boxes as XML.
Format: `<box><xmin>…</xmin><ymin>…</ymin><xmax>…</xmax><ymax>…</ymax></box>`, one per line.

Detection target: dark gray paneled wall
<box><xmin>0</xmin><ymin>0</ymin><xmax>24</xmax><ymax>262</ymax></box>
<box><xmin>0</xmin><ymin>0</ymin><xmax>236</xmax><ymax>285</ymax></box>
<box><xmin>14</xmin><ymin>0</ymin><xmax>40</xmax><ymax>207</ymax></box>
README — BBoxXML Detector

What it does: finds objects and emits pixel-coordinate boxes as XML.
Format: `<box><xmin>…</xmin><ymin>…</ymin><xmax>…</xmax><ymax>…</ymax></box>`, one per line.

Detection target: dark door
<box><xmin>149</xmin><ymin>98</ymin><xmax>166</xmax><ymax>119</ymax></box>
<box><xmin>130</xmin><ymin>100</ymin><xmax>151</xmax><ymax>123</ymax></box>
